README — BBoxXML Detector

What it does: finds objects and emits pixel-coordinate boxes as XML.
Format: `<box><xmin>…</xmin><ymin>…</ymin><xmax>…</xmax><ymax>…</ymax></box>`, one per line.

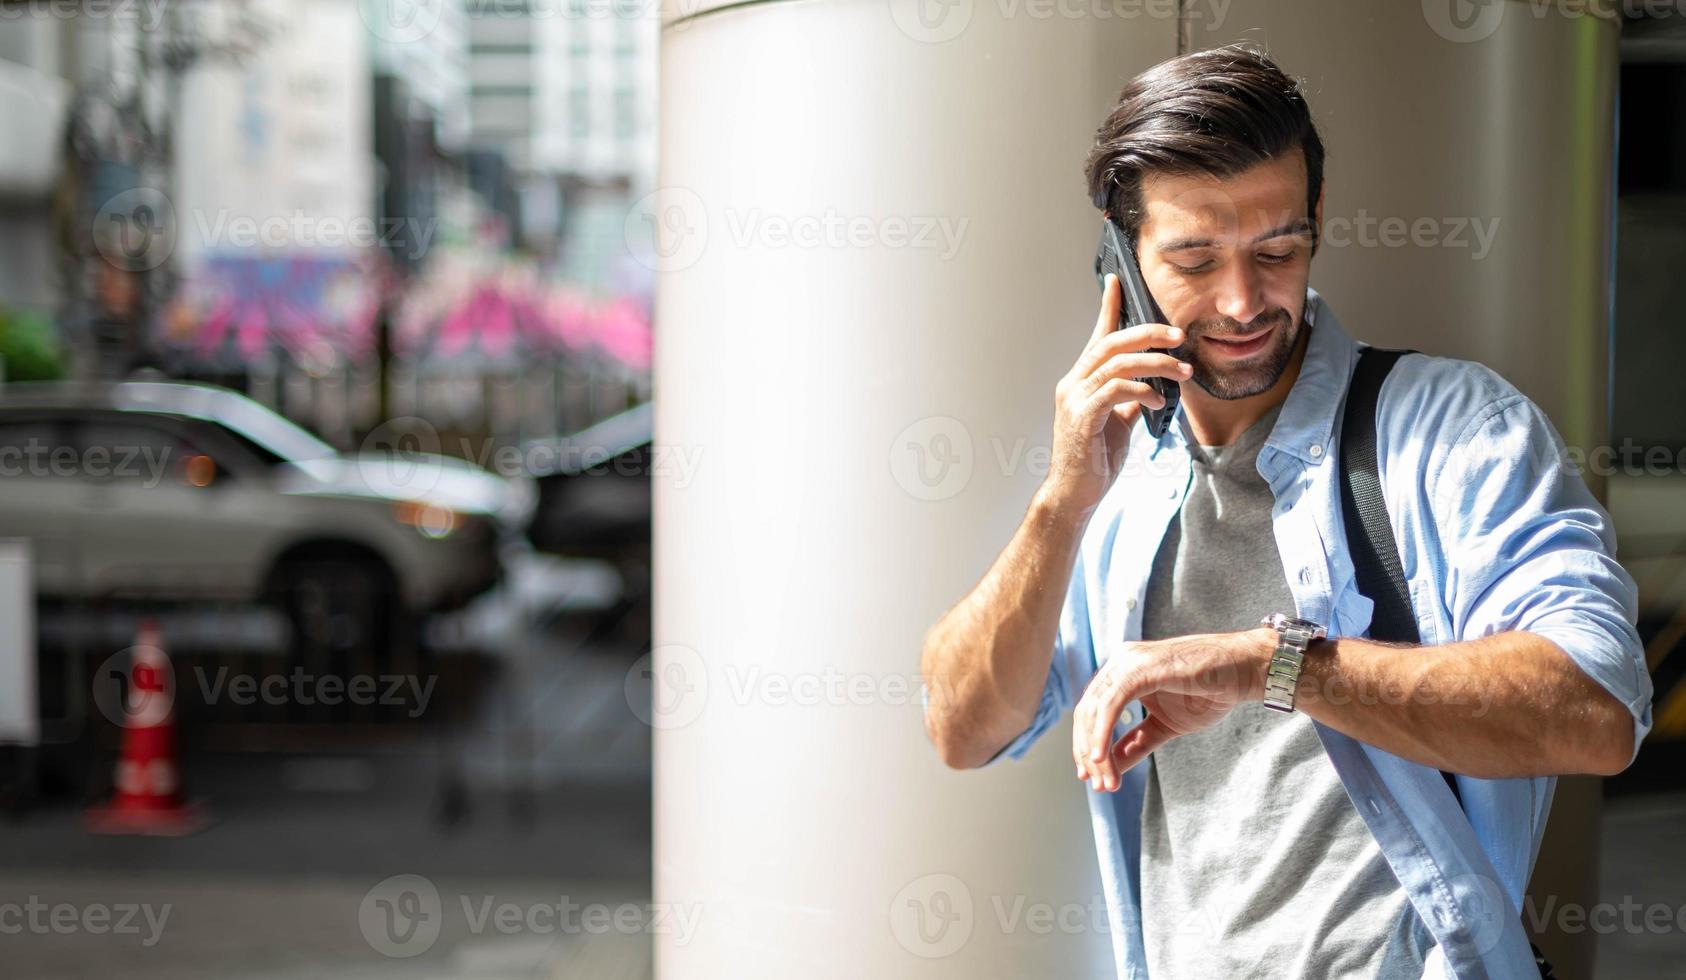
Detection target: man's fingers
<box><xmin>1109</xmin><ymin>712</ymin><xmax>1175</xmax><ymax>777</ymax></box>
<box><xmin>1075</xmin><ymin>321</ymin><xmax>1186</xmax><ymax>380</ymax></box>
<box><xmin>1090</xmin><ymin>273</ymin><xmax>1121</xmax><ymax>345</ymax></box>
<box><xmin>1085</xmin><ymin>352</ymin><xmax>1192</xmax><ymax>393</ymax></box>
<box><xmin>1084</xmin><ymin>661</ymin><xmax>1155</xmax><ymax>792</ymax></box>
<box><xmin>1083</xmin><ymin>379</ymin><xmax>1166</xmax><ymax>426</ymax></box>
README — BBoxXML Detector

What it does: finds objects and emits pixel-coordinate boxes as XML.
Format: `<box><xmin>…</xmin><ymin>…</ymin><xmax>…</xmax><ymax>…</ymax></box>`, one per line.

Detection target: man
<box><xmin>918</xmin><ymin>43</ymin><xmax>1652</xmax><ymax>980</ymax></box>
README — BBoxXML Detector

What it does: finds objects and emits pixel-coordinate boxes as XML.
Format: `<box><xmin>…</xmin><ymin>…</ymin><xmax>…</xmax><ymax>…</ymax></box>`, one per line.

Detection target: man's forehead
<box><xmin>1138</xmin><ymin>155</ymin><xmax>1309</xmax><ymax>245</ymax></box>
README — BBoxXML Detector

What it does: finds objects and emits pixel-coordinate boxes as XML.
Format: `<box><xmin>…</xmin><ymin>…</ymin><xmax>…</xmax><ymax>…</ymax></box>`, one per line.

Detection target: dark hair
<box><xmin>1084</xmin><ymin>43</ymin><xmax>1324</xmax><ymax>251</ymax></box>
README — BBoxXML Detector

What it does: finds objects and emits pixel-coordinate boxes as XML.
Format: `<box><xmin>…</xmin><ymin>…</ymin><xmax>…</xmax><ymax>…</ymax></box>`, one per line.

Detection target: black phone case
<box><xmin>1093</xmin><ymin>220</ymin><xmax>1180</xmax><ymax>439</ymax></box>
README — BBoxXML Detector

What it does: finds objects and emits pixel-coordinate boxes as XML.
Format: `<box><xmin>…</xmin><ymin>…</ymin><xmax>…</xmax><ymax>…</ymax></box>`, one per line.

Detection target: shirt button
<box><xmin>1125</xmin><ymin>597</ymin><xmax>1138</xmax><ymax>611</ymax></box>
<box><xmin>1308</xmin><ymin>443</ymin><xmax>1324</xmax><ymax>459</ymax></box>
<box><xmin>1167</xmin><ymin>485</ymin><xmax>1179</xmax><ymax>499</ymax></box>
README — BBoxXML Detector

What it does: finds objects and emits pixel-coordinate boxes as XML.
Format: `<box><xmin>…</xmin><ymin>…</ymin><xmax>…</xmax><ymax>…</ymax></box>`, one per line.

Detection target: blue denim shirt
<box><xmin>972</xmin><ymin>287</ymin><xmax>1653</xmax><ymax>979</ymax></box>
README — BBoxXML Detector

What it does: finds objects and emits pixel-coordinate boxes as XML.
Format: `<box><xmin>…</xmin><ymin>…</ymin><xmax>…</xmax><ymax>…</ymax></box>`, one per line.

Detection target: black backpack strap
<box><xmin>1336</xmin><ymin>346</ymin><xmax>1460</xmax><ymax>808</ymax></box>
<box><xmin>1338</xmin><ymin>347</ymin><xmax>1421</xmax><ymax>644</ymax></box>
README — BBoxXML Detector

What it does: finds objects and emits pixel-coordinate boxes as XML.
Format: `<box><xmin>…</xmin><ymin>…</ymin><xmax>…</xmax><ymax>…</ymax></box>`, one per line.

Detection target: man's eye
<box><xmin>1258</xmin><ymin>251</ymin><xmax>1295</xmax><ymax>264</ymax></box>
<box><xmin>1173</xmin><ymin>260</ymin><xmax>1214</xmax><ymax>274</ymax></box>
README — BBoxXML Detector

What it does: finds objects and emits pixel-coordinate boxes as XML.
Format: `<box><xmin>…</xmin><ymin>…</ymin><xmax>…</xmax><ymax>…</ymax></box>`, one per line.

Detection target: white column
<box><xmin>651</xmin><ymin>1</ymin><xmax>1176</xmax><ymax>976</ymax></box>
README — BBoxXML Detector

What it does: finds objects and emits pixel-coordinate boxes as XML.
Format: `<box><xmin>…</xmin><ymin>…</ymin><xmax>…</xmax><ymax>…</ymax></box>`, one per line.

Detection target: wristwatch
<box><xmin>1259</xmin><ymin>612</ymin><xmax>1327</xmax><ymax>713</ymax></box>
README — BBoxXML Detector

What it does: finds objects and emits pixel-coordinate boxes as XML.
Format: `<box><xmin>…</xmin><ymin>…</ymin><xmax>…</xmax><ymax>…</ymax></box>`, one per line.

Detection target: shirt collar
<box><xmin>1147</xmin><ymin>285</ymin><xmax>1359</xmax><ymax>468</ymax></box>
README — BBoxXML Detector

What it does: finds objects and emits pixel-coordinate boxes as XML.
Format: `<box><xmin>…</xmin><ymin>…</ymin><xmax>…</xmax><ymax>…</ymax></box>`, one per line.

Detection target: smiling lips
<box><xmin>1201</xmin><ymin>325</ymin><xmax>1274</xmax><ymax>358</ymax></box>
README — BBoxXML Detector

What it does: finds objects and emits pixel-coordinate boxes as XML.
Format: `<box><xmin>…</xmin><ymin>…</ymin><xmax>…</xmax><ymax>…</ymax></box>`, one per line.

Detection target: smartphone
<box><xmin>1093</xmin><ymin>219</ymin><xmax>1180</xmax><ymax>439</ymax></box>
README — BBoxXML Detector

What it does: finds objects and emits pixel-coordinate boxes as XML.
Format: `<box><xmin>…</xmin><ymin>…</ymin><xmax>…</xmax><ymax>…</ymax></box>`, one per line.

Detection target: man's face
<box><xmin>1134</xmin><ymin>150</ymin><xmax>1320</xmax><ymax>401</ymax></box>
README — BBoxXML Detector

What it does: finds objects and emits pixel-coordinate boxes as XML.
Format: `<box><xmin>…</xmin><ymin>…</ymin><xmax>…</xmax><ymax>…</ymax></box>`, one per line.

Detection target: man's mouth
<box><xmin>1201</xmin><ymin>324</ymin><xmax>1274</xmax><ymax>358</ymax></box>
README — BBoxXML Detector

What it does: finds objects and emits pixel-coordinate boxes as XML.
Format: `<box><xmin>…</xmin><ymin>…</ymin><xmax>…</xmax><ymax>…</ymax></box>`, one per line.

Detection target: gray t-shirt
<box><xmin>1138</xmin><ymin>401</ymin><xmax>1435</xmax><ymax>979</ymax></box>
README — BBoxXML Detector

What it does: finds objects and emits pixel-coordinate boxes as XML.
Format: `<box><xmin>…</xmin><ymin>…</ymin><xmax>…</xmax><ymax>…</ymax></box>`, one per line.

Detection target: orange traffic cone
<box><xmin>84</xmin><ymin>618</ymin><xmax>207</xmax><ymax>836</ymax></box>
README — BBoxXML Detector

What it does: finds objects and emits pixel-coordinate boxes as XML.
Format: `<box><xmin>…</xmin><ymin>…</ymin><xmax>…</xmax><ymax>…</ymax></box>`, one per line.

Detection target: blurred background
<box><xmin>0</xmin><ymin>1</ymin><xmax>660</xmax><ymax>976</ymax></box>
<box><xmin>0</xmin><ymin>1</ymin><xmax>1685</xmax><ymax>978</ymax></box>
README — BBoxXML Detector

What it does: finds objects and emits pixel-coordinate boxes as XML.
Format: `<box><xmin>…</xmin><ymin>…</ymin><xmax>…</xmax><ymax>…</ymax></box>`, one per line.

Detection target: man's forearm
<box><xmin>922</xmin><ymin>486</ymin><xmax>1089</xmax><ymax>769</ymax></box>
<box><xmin>1286</xmin><ymin>630</ymin><xmax>1635</xmax><ymax>779</ymax></box>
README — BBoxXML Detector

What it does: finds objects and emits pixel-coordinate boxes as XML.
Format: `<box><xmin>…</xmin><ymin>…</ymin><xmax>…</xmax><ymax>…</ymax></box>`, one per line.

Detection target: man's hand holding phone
<box><xmin>1043</xmin><ymin>273</ymin><xmax>1191</xmax><ymax>522</ymax></box>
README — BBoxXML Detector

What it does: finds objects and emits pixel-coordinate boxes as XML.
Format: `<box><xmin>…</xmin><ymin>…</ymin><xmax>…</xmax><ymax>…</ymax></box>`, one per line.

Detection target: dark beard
<box><xmin>1170</xmin><ymin>308</ymin><xmax>1300</xmax><ymax>401</ymax></box>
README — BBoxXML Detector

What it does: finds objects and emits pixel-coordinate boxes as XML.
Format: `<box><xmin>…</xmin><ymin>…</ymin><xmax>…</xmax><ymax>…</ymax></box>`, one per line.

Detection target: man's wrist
<box><xmin>1243</xmin><ymin>626</ymin><xmax>1279</xmax><ymax>702</ymax></box>
<box><xmin>1030</xmin><ymin>481</ymin><xmax>1094</xmax><ymax>534</ymax></box>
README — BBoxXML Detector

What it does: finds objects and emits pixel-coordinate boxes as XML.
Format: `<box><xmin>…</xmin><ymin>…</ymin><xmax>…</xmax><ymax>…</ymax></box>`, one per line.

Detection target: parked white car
<box><xmin>0</xmin><ymin>381</ymin><xmax>533</xmax><ymax>656</ymax></box>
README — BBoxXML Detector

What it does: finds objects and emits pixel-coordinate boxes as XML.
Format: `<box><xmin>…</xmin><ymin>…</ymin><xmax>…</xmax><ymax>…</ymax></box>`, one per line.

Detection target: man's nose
<box><xmin>1213</xmin><ymin>259</ymin><xmax>1266</xmax><ymax>325</ymax></box>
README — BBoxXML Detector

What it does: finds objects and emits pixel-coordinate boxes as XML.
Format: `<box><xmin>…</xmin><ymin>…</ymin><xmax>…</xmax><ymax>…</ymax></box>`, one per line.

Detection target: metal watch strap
<box><xmin>1260</xmin><ymin>613</ymin><xmax>1326</xmax><ymax>713</ymax></box>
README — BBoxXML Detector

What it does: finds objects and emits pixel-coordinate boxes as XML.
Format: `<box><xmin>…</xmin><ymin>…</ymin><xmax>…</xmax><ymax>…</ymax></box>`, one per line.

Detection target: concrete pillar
<box><xmin>651</xmin><ymin>1</ymin><xmax>1175</xmax><ymax>976</ymax></box>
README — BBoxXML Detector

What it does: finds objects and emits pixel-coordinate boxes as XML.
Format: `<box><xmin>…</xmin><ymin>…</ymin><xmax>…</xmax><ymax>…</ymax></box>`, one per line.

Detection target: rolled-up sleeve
<box><xmin>1432</xmin><ymin>394</ymin><xmax>1654</xmax><ymax>766</ymax></box>
<box><xmin>971</xmin><ymin>557</ymin><xmax>1092</xmax><ymax>768</ymax></box>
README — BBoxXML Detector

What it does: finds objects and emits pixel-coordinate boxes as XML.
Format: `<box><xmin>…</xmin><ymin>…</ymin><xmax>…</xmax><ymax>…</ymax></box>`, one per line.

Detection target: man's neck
<box><xmin>1179</xmin><ymin>321</ymin><xmax>1312</xmax><ymax>448</ymax></box>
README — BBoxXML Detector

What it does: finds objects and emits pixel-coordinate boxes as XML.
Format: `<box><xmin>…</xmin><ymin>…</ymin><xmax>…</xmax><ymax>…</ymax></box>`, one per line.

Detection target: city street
<box><xmin>0</xmin><ymin>556</ymin><xmax>655</xmax><ymax>979</ymax></box>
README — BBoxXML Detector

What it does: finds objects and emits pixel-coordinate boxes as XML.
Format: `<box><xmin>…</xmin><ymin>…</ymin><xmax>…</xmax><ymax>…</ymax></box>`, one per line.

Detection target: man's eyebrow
<box><xmin>1155</xmin><ymin>217</ymin><xmax>1315</xmax><ymax>253</ymax></box>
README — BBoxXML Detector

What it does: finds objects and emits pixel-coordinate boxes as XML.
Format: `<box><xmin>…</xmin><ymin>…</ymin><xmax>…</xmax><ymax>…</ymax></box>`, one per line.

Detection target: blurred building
<box><xmin>465</xmin><ymin>0</ymin><xmax>657</xmax><ymax>289</ymax></box>
<box><xmin>0</xmin><ymin>20</ymin><xmax>72</xmax><ymax>320</ymax></box>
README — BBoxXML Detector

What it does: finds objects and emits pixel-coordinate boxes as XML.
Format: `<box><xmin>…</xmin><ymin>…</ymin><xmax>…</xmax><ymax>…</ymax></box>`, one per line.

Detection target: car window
<box><xmin>73</xmin><ymin>416</ymin><xmax>218</xmax><ymax>487</ymax></box>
